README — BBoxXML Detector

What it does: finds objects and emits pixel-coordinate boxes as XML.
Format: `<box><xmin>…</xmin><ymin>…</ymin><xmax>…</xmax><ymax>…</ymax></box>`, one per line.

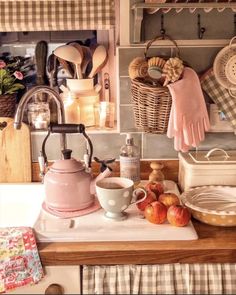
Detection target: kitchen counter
<box><xmin>38</xmin><ymin>220</ymin><xmax>236</xmax><ymax>266</ymax></box>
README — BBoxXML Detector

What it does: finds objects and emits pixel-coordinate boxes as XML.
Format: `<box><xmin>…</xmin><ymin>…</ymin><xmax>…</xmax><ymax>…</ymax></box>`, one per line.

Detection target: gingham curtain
<box><xmin>0</xmin><ymin>0</ymin><xmax>115</xmax><ymax>32</ymax></box>
<box><xmin>83</xmin><ymin>264</ymin><xmax>236</xmax><ymax>294</ymax></box>
<box><xmin>201</xmin><ymin>68</ymin><xmax>236</xmax><ymax>130</ymax></box>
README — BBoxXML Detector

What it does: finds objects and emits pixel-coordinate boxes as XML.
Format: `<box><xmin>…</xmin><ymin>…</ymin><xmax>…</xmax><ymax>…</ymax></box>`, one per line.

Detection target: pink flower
<box><xmin>13</xmin><ymin>71</ymin><xmax>23</xmax><ymax>80</ymax></box>
<box><xmin>0</xmin><ymin>60</ymin><xmax>6</xmax><ymax>69</ymax></box>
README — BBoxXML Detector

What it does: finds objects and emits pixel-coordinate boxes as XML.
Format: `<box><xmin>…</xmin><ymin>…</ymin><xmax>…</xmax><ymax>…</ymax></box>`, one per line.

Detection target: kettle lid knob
<box><xmin>62</xmin><ymin>149</ymin><xmax>72</xmax><ymax>159</ymax></box>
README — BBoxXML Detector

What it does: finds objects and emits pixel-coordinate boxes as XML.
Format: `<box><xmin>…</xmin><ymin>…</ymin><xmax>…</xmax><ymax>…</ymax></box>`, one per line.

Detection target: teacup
<box><xmin>95</xmin><ymin>177</ymin><xmax>147</xmax><ymax>221</ymax></box>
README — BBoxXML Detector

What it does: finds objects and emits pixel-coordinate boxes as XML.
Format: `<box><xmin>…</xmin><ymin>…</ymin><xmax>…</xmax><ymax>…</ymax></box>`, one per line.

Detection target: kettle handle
<box><xmin>41</xmin><ymin>123</ymin><xmax>93</xmax><ymax>168</ymax></box>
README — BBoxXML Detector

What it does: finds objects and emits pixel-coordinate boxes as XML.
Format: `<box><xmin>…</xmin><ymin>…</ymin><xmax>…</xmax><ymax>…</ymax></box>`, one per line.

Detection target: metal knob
<box><xmin>44</xmin><ymin>283</ymin><xmax>64</xmax><ymax>294</ymax></box>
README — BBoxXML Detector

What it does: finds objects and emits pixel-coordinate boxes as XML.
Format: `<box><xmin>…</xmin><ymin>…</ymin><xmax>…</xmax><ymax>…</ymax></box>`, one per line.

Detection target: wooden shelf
<box><xmin>131</xmin><ymin>2</ymin><xmax>236</xmax><ymax>43</ymax></box>
<box><xmin>132</xmin><ymin>2</ymin><xmax>236</xmax><ymax>10</ymax></box>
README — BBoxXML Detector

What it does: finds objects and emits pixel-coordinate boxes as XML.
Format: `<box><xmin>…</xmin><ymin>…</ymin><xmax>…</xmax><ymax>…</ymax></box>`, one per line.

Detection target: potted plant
<box><xmin>0</xmin><ymin>59</ymin><xmax>25</xmax><ymax>118</ymax></box>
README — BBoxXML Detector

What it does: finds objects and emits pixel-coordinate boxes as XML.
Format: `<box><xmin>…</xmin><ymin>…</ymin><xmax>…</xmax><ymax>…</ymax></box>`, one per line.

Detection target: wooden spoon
<box><xmin>35</xmin><ymin>40</ymin><xmax>48</xmax><ymax>85</ymax></box>
<box><xmin>80</xmin><ymin>46</ymin><xmax>92</xmax><ymax>77</ymax></box>
<box><xmin>88</xmin><ymin>45</ymin><xmax>108</xmax><ymax>78</ymax></box>
<box><xmin>54</xmin><ymin>44</ymin><xmax>83</xmax><ymax>79</ymax></box>
<box><xmin>68</xmin><ymin>42</ymin><xmax>84</xmax><ymax>78</ymax></box>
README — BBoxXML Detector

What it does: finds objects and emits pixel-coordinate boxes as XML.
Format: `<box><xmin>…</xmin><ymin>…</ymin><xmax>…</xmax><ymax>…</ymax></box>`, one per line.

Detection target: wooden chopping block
<box><xmin>0</xmin><ymin>117</ymin><xmax>32</xmax><ymax>182</ymax></box>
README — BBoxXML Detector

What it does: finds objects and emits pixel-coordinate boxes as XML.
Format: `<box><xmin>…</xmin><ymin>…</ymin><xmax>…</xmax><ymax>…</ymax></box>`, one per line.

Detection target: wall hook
<box><xmin>234</xmin><ymin>14</ymin><xmax>236</xmax><ymax>35</ymax></box>
<box><xmin>160</xmin><ymin>14</ymin><xmax>166</xmax><ymax>37</ymax></box>
<box><xmin>198</xmin><ymin>14</ymin><xmax>206</xmax><ymax>39</ymax></box>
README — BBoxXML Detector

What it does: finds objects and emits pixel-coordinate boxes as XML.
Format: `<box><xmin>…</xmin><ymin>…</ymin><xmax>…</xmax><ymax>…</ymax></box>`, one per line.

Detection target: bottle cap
<box><xmin>126</xmin><ymin>133</ymin><xmax>134</xmax><ymax>145</ymax></box>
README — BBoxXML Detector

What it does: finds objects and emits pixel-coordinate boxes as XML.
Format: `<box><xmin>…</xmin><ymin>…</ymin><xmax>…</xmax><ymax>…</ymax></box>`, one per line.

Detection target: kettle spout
<box><xmin>90</xmin><ymin>167</ymin><xmax>111</xmax><ymax>195</ymax></box>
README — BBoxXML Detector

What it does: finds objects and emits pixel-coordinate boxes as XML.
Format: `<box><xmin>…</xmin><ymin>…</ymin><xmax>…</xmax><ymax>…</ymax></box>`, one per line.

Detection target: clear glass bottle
<box><xmin>120</xmin><ymin>133</ymin><xmax>140</xmax><ymax>185</ymax></box>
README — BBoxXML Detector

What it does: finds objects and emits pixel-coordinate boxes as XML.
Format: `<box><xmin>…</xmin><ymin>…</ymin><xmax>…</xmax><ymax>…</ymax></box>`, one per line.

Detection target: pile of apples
<box><xmin>136</xmin><ymin>181</ymin><xmax>191</xmax><ymax>227</ymax></box>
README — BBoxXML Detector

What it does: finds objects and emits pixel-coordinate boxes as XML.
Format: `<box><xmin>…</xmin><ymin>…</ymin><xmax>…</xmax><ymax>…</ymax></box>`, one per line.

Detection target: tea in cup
<box><xmin>95</xmin><ymin>177</ymin><xmax>147</xmax><ymax>221</ymax></box>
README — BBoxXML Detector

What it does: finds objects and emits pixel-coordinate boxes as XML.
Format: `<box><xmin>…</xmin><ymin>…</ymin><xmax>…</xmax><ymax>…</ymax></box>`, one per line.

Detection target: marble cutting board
<box><xmin>34</xmin><ymin>180</ymin><xmax>198</xmax><ymax>242</ymax></box>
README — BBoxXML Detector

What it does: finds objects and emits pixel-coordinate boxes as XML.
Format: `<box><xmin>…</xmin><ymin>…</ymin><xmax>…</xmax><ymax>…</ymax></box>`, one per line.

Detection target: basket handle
<box><xmin>144</xmin><ymin>34</ymin><xmax>180</xmax><ymax>60</ymax></box>
<box><xmin>229</xmin><ymin>36</ymin><xmax>236</xmax><ymax>47</ymax></box>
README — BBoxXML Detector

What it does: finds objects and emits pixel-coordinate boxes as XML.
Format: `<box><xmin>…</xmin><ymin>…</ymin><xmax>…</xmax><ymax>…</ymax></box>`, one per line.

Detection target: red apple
<box><xmin>167</xmin><ymin>205</ymin><xmax>191</xmax><ymax>227</ymax></box>
<box><xmin>145</xmin><ymin>181</ymin><xmax>164</xmax><ymax>199</ymax></box>
<box><xmin>144</xmin><ymin>201</ymin><xmax>167</xmax><ymax>224</ymax></box>
<box><xmin>136</xmin><ymin>190</ymin><xmax>156</xmax><ymax>211</ymax></box>
<box><xmin>158</xmin><ymin>192</ymin><xmax>180</xmax><ymax>209</ymax></box>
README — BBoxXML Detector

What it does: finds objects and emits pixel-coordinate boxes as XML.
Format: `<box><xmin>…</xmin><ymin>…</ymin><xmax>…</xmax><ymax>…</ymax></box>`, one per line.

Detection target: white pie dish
<box><xmin>180</xmin><ymin>186</ymin><xmax>236</xmax><ymax>227</ymax></box>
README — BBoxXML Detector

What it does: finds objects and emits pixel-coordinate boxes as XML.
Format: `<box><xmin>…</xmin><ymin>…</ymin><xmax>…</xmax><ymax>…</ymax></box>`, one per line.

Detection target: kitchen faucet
<box><xmin>14</xmin><ymin>85</ymin><xmax>67</xmax><ymax>151</ymax></box>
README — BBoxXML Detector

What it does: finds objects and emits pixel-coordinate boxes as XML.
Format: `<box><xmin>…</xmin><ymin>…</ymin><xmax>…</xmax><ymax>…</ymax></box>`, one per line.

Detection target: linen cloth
<box><xmin>83</xmin><ymin>263</ymin><xmax>236</xmax><ymax>294</ymax></box>
<box><xmin>0</xmin><ymin>0</ymin><xmax>115</xmax><ymax>32</ymax></box>
<box><xmin>0</xmin><ymin>227</ymin><xmax>44</xmax><ymax>293</ymax></box>
<box><xmin>200</xmin><ymin>68</ymin><xmax>236</xmax><ymax>131</ymax></box>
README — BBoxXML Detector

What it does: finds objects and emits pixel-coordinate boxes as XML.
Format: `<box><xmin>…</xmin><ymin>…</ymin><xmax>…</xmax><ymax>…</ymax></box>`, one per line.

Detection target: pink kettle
<box><xmin>40</xmin><ymin>123</ymin><xmax>111</xmax><ymax>212</ymax></box>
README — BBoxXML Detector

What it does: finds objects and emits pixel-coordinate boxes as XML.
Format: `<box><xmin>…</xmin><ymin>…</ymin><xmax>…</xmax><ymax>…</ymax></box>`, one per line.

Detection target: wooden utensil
<box><xmin>47</xmin><ymin>54</ymin><xmax>58</xmax><ymax>88</ymax></box>
<box><xmin>35</xmin><ymin>40</ymin><xmax>48</xmax><ymax>85</ymax></box>
<box><xmin>54</xmin><ymin>45</ymin><xmax>83</xmax><ymax>79</ymax></box>
<box><xmin>103</xmin><ymin>73</ymin><xmax>115</xmax><ymax>128</ymax></box>
<box><xmin>81</xmin><ymin>46</ymin><xmax>92</xmax><ymax>77</ymax></box>
<box><xmin>46</xmin><ymin>54</ymin><xmax>59</xmax><ymax>123</ymax></box>
<box><xmin>88</xmin><ymin>45</ymin><xmax>108</xmax><ymax>78</ymax></box>
<box><xmin>0</xmin><ymin>117</ymin><xmax>32</xmax><ymax>182</ymax></box>
<box><xmin>104</xmin><ymin>72</ymin><xmax>110</xmax><ymax>103</ymax></box>
<box><xmin>69</xmin><ymin>42</ymin><xmax>84</xmax><ymax>79</ymax></box>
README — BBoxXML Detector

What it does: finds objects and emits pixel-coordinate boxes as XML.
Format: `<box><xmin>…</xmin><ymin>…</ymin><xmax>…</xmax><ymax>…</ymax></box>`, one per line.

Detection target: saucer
<box><xmin>42</xmin><ymin>199</ymin><xmax>101</xmax><ymax>218</ymax></box>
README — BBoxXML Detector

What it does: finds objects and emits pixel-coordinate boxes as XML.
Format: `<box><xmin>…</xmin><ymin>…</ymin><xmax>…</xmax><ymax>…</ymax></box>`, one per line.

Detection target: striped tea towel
<box><xmin>200</xmin><ymin>68</ymin><xmax>236</xmax><ymax>130</ymax></box>
<box><xmin>0</xmin><ymin>227</ymin><xmax>44</xmax><ymax>293</ymax></box>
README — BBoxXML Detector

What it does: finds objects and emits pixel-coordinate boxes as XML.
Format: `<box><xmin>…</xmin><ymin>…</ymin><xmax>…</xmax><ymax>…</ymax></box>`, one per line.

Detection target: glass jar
<box><xmin>66</xmin><ymin>78</ymin><xmax>100</xmax><ymax>127</ymax></box>
<box><xmin>27</xmin><ymin>102</ymin><xmax>50</xmax><ymax>130</ymax></box>
<box><xmin>63</xmin><ymin>92</ymin><xmax>81</xmax><ymax>124</ymax></box>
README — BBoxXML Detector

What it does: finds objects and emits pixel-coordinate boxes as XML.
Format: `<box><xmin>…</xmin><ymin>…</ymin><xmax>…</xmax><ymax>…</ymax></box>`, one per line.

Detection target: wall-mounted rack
<box><xmin>132</xmin><ymin>2</ymin><xmax>236</xmax><ymax>42</ymax></box>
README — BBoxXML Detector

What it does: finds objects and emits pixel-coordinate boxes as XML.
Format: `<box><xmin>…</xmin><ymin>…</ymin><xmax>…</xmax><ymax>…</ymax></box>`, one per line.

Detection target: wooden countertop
<box><xmin>38</xmin><ymin>220</ymin><xmax>236</xmax><ymax>266</ymax></box>
<box><xmin>35</xmin><ymin>160</ymin><xmax>236</xmax><ymax>265</ymax></box>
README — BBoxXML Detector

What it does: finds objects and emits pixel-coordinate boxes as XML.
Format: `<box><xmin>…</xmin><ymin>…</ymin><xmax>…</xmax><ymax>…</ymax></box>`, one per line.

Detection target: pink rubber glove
<box><xmin>167</xmin><ymin>106</ymin><xmax>191</xmax><ymax>152</ymax></box>
<box><xmin>167</xmin><ymin>67</ymin><xmax>210</xmax><ymax>148</ymax></box>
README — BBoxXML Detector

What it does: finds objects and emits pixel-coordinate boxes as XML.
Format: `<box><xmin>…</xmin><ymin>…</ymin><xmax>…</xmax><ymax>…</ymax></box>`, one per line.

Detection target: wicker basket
<box><xmin>0</xmin><ymin>94</ymin><xmax>16</xmax><ymax>118</ymax></box>
<box><xmin>130</xmin><ymin>35</ymin><xmax>180</xmax><ymax>134</ymax></box>
<box><xmin>131</xmin><ymin>78</ymin><xmax>172</xmax><ymax>133</ymax></box>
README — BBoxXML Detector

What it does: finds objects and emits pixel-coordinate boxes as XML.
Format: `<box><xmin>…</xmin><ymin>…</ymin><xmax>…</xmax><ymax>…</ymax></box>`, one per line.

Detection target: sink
<box><xmin>0</xmin><ymin>181</ymin><xmax>198</xmax><ymax>242</ymax></box>
<box><xmin>0</xmin><ymin>183</ymin><xmax>44</xmax><ymax>227</ymax></box>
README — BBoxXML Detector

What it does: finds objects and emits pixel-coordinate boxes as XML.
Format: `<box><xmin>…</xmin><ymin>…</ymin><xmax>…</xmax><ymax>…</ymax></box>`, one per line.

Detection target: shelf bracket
<box><xmin>234</xmin><ymin>14</ymin><xmax>236</xmax><ymax>35</ymax></box>
<box><xmin>133</xmin><ymin>7</ymin><xmax>143</xmax><ymax>43</ymax></box>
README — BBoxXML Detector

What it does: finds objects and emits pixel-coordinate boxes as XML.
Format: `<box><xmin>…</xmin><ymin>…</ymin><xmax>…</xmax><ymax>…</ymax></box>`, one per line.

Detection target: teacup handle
<box><xmin>131</xmin><ymin>188</ymin><xmax>147</xmax><ymax>205</ymax></box>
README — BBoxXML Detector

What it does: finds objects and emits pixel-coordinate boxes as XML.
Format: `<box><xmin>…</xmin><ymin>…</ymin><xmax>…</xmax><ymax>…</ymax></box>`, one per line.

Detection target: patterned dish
<box><xmin>225</xmin><ymin>55</ymin><xmax>236</xmax><ymax>85</ymax></box>
<box><xmin>213</xmin><ymin>36</ymin><xmax>236</xmax><ymax>91</ymax></box>
<box><xmin>180</xmin><ymin>186</ymin><xmax>236</xmax><ymax>227</ymax></box>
